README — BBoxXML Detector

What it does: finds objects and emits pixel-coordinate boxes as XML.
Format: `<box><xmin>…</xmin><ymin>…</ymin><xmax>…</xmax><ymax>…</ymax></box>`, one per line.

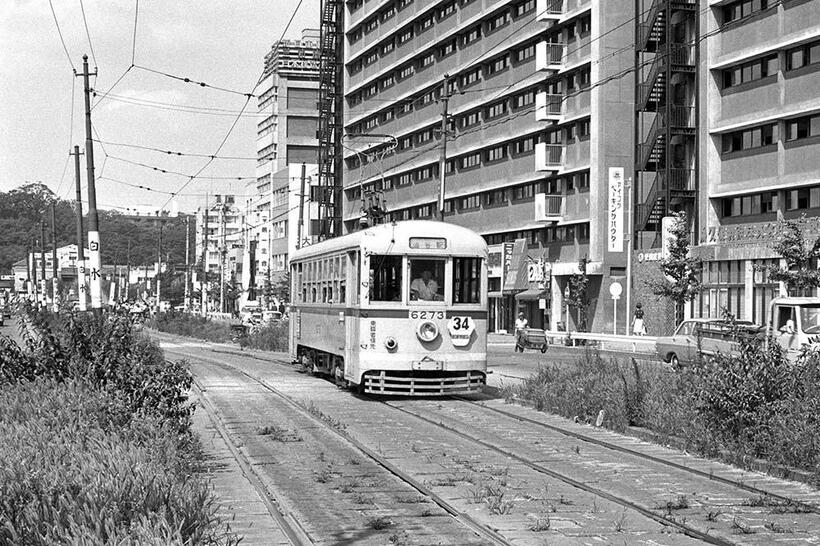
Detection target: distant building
<box><xmin>194</xmin><ymin>194</ymin><xmax>244</xmax><ymax>311</ymax></box>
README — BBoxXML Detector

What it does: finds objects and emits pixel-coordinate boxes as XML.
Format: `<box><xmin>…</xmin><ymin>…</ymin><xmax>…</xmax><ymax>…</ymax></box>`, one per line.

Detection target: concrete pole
<box><xmin>625</xmin><ymin>177</ymin><xmax>634</xmax><ymax>336</ymax></box>
<box><xmin>40</xmin><ymin>222</ymin><xmax>47</xmax><ymax>306</ymax></box>
<box><xmin>184</xmin><ymin>216</ymin><xmax>190</xmax><ymax>310</ymax></box>
<box><xmin>80</xmin><ymin>54</ymin><xmax>102</xmax><ymax>314</ymax></box>
<box><xmin>51</xmin><ymin>202</ymin><xmax>59</xmax><ymax>311</ymax></box>
<box><xmin>437</xmin><ymin>79</ymin><xmax>450</xmax><ymax>222</ymax></box>
<box><xmin>72</xmin><ymin>145</ymin><xmax>87</xmax><ymax>311</ymax></box>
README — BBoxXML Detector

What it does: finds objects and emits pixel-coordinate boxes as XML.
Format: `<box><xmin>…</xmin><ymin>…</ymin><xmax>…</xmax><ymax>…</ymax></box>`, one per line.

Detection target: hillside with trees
<box><xmin>0</xmin><ymin>183</ymin><xmax>193</xmax><ymax>272</ymax></box>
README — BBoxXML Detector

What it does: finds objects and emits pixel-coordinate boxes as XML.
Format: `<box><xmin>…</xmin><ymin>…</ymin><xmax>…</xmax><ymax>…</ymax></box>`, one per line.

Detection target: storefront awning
<box><xmin>515</xmin><ymin>288</ymin><xmax>549</xmax><ymax>301</ymax></box>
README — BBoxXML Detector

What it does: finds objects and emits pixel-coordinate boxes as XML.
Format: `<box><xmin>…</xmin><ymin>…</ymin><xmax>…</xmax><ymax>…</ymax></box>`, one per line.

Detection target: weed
<box><xmin>368</xmin><ymin>516</ymin><xmax>392</xmax><ymax>530</ymax></box>
<box><xmin>558</xmin><ymin>494</ymin><xmax>574</xmax><ymax>506</ymax></box>
<box><xmin>255</xmin><ymin>424</ymin><xmax>302</xmax><ymax>442</ymax></box>
<box><xmin>303</xmin><ymin>400</ymin><xmax>347</xmax><ymax>432</ymax></box>
<box><xmin>660</xmin><ymin>495</ymin><xmax>689</xmax><ymax>515</ymax></box>
<box><xmin>397</xmin><ymin>495</ymin><xmax>427</xmax><ymax>504</ymax></box>
<box><xmin>318</xmin><ymin>451</ymin><xmax>325</xmax><ymax>461</ymax></box>
<box><xmin>352</xmin><ymin>492</ymin><xmax>374</xmax><ymax>505</ymax></box>
<box><xmin>349</xmin><ymin>458</ymin><xmax>361</xmax><ymax>465</ymax></box>
<box><xmin>487</xmin><ymin>493</ymin><xmax>515</xmax><ymax>515</ymax></box>
<box><xmin>529</xmin><ymin>514</ymin><xmax>551</xmax><ymax>532</ymax></box>
<box><xmin>420</xmin><ymin>508</ymin><xmax>434</xmax><ymax>517</ymax></box>
<box><xmin>731</xmin><ymin>517</ymin><xmax>755</xmax><ymax>535</ymax></box>
<box><xmin>705</xmin><ymin>509</ymin><xmax>722</xmax><ymax>522</ymax></box>
<box><xmin>763</xmin><ymin>520</ymin><xmax>792</xmax><ymax>534</ymax></box>
<box><xmin>314</xmin><ymin>467</ymin><xmax>332</xmax><ymax>483</ymax></box>
<box><xmin>573</xmin><ymin>445</ymin><xmax>581</xmax><ymax>455</ymax></box>
<box><xmin>613</xmin><ymin>510</ymin><xmax>627</xmax><ymax>532</ymax></box>
<box><xmin>590</xmin><ymin>499</ymin><xmax>599</xmax><ymax>514</ymax></box>
<box><xmin>410</xmin><ymin>443</ymin><xmax>420</xmax><ymax>453</ymax></box>
<box><xmin>388</xmin><ymin>530</ymin><xmax>410</xmax><ymax>545</ymax></box>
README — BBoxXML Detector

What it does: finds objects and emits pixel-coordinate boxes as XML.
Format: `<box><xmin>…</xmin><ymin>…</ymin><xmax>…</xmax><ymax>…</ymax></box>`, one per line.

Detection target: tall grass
<box><xmin>0</xmin><ymin>302</ymin><xmax>238</xmax><ymax>545</ymax></box>
<box><xmin>506</xmin><ymin>339</ymin><xmax>820</xmax><ymax>480</ymax></box>
<box><xmin>150</xmin><ymin>311</ymin><xmax>232</xmax><ymax>344</ymax></box>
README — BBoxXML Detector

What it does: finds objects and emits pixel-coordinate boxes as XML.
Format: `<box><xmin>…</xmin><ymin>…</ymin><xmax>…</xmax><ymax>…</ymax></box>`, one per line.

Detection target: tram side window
<box><xmin>348</xmin><ymin>251</ymin><xmax>359</xmax><ymax>305</ymax></box>
<box><xmin>409</xmin><ymin>259</ymin><xmax>444</xmax><ymax>301</ymax></box>
<box><xmin>369</xmin><ymin>255</ymin><xmax>403</xmax><ymax>301</ymax></box>
<box><xmin>453</xmin><ymin>257</ymin><xmax>481</xmax><ymax>303</ymax></box>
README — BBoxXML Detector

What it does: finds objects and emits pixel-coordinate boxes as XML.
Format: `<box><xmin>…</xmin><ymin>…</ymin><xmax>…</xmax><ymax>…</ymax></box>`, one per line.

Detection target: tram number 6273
<box><xmin>409</xmin><ymin>310</ymin><xmax>445</xmax><ymax>320</ymax></box>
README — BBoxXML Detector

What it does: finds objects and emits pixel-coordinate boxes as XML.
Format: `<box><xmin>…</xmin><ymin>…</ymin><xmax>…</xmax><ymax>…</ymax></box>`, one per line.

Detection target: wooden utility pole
<box><xmin>184</xmin><ymin>216</ymin><xmax>191</xmax><ymax>311</ymax></box>
<box><xmin>219</xmin><ymin>204</ymin><xmax>226</xmax><ymax>314</ymax></box>
<box><xmin>51</xmin><ymin>202</ymin><xmax>59</xmax><ymax>311</ymax></box>
<box><xmin>297</xmin><ymin>162</ymin><xmax>307</xmax><ymax>249</ymax></box>
<box><xmin>71</xmin><ymin>146</ymin><xmax>87</xmax><ymax>311</ymax></box>
<box><xmin>40</xmin><ymin>222</ymin><xmax>47</xmax><ymax>306</ymax></box>
<box><xmin>27</xmin><ymin>240</ymin><xmax>34</xmax><ymax>301</ymax></box>
<box><xmin>156</xmin><ymin>224</ymin><xmax>163</xmax><ymax>315</ymax></box>
<box><xmin>77</xmin><ymin>54</ymin><xmax>102</xmax><ymax>314</ymax></box>
<box><xmin>202</xmin><ymin>199</ymin><xmax>209</xmax><ymax>315</ymax></box>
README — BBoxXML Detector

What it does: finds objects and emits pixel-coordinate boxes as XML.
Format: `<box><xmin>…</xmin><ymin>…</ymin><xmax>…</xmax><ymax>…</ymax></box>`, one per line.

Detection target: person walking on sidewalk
<box><xmin>514</xmin><ymin>312</ymin><xmax>529</xmax><ymax>348</ymax></box>
<box><xmin>632</xmin><ymin>303</ymin><xmax>647</xmax><ymax>336</ymax></box>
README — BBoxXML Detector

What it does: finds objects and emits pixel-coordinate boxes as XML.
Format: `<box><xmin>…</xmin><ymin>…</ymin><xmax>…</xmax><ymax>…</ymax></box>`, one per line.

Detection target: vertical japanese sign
<box><xmin>88</xmin><ymin>232</ymin><xmax>102</xmax><ymax>309</ymax></box>
<box><xmin>501</xmin><ymin>241</ymin><xmax>514</xmax><ymax>291</ymax></box>
<box><xmin>77</xmin><ymin>258</ymin><xmax>87</xmax><ymax>311</ymax></box>
<box><xmin>608</xmin><ymin>167</ymin><xmax>625</xmax><ymax>252</ymax></box>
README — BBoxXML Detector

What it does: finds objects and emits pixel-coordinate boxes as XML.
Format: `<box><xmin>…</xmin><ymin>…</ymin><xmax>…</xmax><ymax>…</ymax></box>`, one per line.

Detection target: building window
<box><xmin>381</xmin><ymin>74</ymin><xmax>395</xmax><ymax>88</ymax></box>
<box><xmin>397</xmin><ymin>173</ymin><xmax>413</xmax><ymax>186</ymax></box>
<box><xmin>514</xmin><ymin>0</ymin><xmax>535</xmax><ymax>17</ymax></box>
<box><xmin>419</xmin><ymin>89</ymin><xmax>436</xmax><ymax>106</ymax></box>
<box><xmin>416</xmin><ymin>204</ymin><xmax>432</xmax><ymax>218</ymax></box>
<box><xmin>460</xmin><ymin>152</ymin><xmax>481</xmax><ymax>169</ymax></box>
<box><xmin>578</xmin><ymin>119</ymin><xmax>590</xmax><ymax>139</ymax></box>
<box><xmin>785</xmin><ymin>114</ymin><xmax>820</xmax><ymax>141</ymax></box>
<box><xmin>486</xmin><ymin>101</ymin><xmax>507</xmax><ymax>119</ymax></box>
<box><xmin>484</xmin><ymin>188</ymin><xmax>507</xmax><ymax>206</ymax></box>
<box><xmin>462</xmin><ymin>26</ymin><xmax>481</xmax><ymax>46</ymax></box>
<box><xmin>722</xmin><ymin>124</ymin><xmax>777</xmax><ymax>153</ymax></box>
<box><xmin>486</xmin><ymin>55</ymin><xmax>508</xmax><ymax>75</ymax></box>
<box><xmin>578</xmin><ymin>223</ymin><xmax>590</xmax><ymax>241</ymax></box>
<box><xmin>398</xmin><ymin>64</ymin><xmax>414</xmax><ymax>79</ymax></box>
<box><xmin>564</xmin><ymin>124</ymin><xmax>577</xmax><ymax>142</ymax></box>
<box><xmin>398</xmin><ymin>0</ymin><xmax>412</xmax><ymax>9</ymax></box>
<box><xmin>398</xmin><ymin>27</ymin><xmax>414</xmax><ymax>44</ymax></box>
<box><xmin>399</xmin><ymin>136</ymin><xmax>413</xmax><ymax>150</ymax></box>
<box><xmin>515</xmin><ymin>43</ymin><xmax>536</xmax><ymax>63</ymax></box>
<box><xmin>365</xmin><ymin>18</ymin><xmax>378</xmax><ymax>33</ymax></box>
<box><xmin>786</xmin><ymin>39</ymin><xmax>820</xmax><ymax>71</ymax></box>
<box><xmin>720</xmin><ymin>191</ymin><xmax>778</xmax><ymax>217</ymax></box>
<box><xmin>485</xmin><ymin>144</ymin><xmax>507</xmax><ymax>162</ymax></box>
<box><xmin>420</xmin><ymin>52</ymin><xmax>435</xmax><ymax>68</ymax></box>
<box><xmin>514</xmin><ymin>136</ymin><xmax>535</xmax><ymax>154</ymax></box>
<box><xmin>416</xmin><ymin>128</ymin><xmax>434</xmax><ymax>144</ymax></box>
<box><xmin>458</xmin><ymin>194</ymin><xmax>481</xmax><ymax>210</ymax></box>
<box><xmin>365</xmin><ymin>49</ymin><xmax>379</xmax><ymax>65</ymax></box>
<box><xmin>416</xmin><ymin>165</ymin><xmax>435</xmax><ymax>180</ymax></box>
<box><xmin>399</xmin><ymin>101</ymin><xmax>413</xmax><ymax>115</ymax></box>
<box><xmin>486</xmin><ymin>10</ymin><xmax>510</xmax><ymax>33</ymax></box>
<box><xmin>461</xmin><ymin>110</ymin><xmax>480</xmax><ymax>127</ymax></box>
<box><xmin>438</xmin><ymin>1</ymin><xmax>456</xmax><ymax>18</ymax></box>
<box><xmin>459</xmin><ymin>68</ymin><xmax>481</xmax><ymax>88</ymax></box>
<box><xmin>513</xmin><ymin>89</ymin><xmax>535</xmax><ymax>109</ymax></box>
<box><xmin>418</xmin><ymin>13</ymin><xmax>434</xmax><ymax>32</ymax></box>
<box><xmin>577</xmin><ymin>171</ymin><xmax>590</xmax><ymax>190</ymax></box>
<box><xmin>440</xmin><ymin>39</ymin><xmax>457</xmax><ymax>58</ymax></box>
<box><xmin>382</xmin><ymin>40</ymin><xmax>395</xmax><ymax>55</ymax></box>
<box><xmin>364</xmin><ymin>117</ymin><xmax>378</xmax><ymax>130</ymax></box>
<box><xmin>723</xmin><ymin>54</ymin><xmax>778</xmax><ymax>88</ymax></box>
<box><xmin>723</xmin><ymin>0</ymin><xmax>771</xmax><ymax>25</ymax></box>
<box><xmin>786</xmin><ymin>185</ymin><xmax>820</xmax><ymax>210</ymax></box>
<box><xmin>349</xmin><ymin>28</ymin><xmax>363</xmax><ymax>44</ymax></box>
<box><xmin>381</xmin><ymin>4</ymin><xmax>396</xmax><ymax>21</ymax></box>
<box><xmin>512</xmin><ymin>183</ymin><xmax>536</xmax><ymax>200</ymax></box>
<box><xmin>380</xmin><ymin>109</ymin><xmax>394</xmax><ymax>122</ymax></box>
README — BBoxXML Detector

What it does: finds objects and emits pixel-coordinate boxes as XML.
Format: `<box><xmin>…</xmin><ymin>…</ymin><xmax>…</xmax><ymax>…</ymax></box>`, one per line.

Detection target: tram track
<box><xmin>166</xmin><ymin>347</ymin><xmax>514</xmax><ymax>546</ymax></box>
<box><xmin>161</xmin><ymin>338</ymin><xmax>820</xmax><ymax>544</ymax></box>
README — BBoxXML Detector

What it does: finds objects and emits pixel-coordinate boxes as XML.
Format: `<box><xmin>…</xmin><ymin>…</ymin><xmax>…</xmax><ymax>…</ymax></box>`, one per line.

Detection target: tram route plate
<box><xmin>412</xmin><ymin>358</ymin><xmax>443</xmax><ymax>371</ymax></box>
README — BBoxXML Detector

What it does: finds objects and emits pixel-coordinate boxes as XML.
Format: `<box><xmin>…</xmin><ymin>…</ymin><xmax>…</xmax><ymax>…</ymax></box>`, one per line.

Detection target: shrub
<box><xmin>0</xmin><ymin>379</ymin><xmax>237</xmax><ymax>545</ymax></box>
<box><xmin>150</xmin><ymin>311</ymin><xmax>232</xmax><ymax>344</ymax></box>
<box><xmin>242</xmin><ymin>320</ymin><xmax>289</xmax><ymax>352</ymax></box>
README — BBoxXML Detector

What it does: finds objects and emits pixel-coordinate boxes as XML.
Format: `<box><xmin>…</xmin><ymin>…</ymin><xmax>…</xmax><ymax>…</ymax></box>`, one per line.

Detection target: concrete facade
<box><xmin>342</xmin><ymin>0</ymin><xmax>634</xmax><ymax>333</ymax></box>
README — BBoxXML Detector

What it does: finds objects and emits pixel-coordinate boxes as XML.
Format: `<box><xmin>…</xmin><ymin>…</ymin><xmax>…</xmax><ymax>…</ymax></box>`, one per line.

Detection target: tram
<box><xmin>289</xmin><ymin>220</ymin><xmax>488</xmax><ymax>395</ymax></box>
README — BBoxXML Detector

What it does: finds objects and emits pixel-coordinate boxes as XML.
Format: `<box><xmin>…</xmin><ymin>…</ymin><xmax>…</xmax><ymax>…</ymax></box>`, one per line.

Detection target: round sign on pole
<box><xmin>609</xmin><ymin>281</ymin><xmax>623</xmax><ymax>300</ymax></box>
<box><xmin>563</xmin><ymin>285</ymin><xmax>570</xmax><ymax>299</ymax></box>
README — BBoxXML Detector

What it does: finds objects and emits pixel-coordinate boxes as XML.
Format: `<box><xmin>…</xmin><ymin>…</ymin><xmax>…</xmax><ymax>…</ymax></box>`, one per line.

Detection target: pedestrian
<box><xmin>632</xmin><ymin>303</ymin><xmax>647</xmax><ymax>336</ymax></box>
<box><xmin>514</xmin><ymin>311</ymin><xmax>528</xmax><ymax>346</ymax></box>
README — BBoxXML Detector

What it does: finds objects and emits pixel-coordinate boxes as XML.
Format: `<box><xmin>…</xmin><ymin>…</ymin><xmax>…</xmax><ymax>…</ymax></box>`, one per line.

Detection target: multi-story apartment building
<box><xmin>246</xmin><ymin>30</ymin><xmax>322</xmax><ymax>306</ymax></box>
<box><xmin>688</xmin><ymin>0</ymin><xmax>820</xmax><ymax>326</ymax></box>
<box><xmin>342</xmin><ymin>0</ymin><xmax>635</xmax><ymax>333</ymax></box>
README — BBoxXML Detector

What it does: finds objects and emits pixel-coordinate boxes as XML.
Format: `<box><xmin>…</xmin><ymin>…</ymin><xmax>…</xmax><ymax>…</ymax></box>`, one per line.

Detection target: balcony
<box><xmin>536</xmin><ymin>0</ymin><xmax>563</xmax><ymax>21</ymax></box>
<box><xmin>535</xmin><ymin>143</ymin><xmax>563</xmax><ymax>171</ymax></box>
<box><xmin>535</xmin><ymin>193</ymin><xmax>563</xmax><ymax>222</ymax></box>
<box><xmin>536</xmin><ymin>42</ymin><xmax>564</xmax><ymax>71</ymax></box>
<box><xmin>535</xmin><ymin>92</ymin><xmax>562</xmax><ymax>121</ymax></box>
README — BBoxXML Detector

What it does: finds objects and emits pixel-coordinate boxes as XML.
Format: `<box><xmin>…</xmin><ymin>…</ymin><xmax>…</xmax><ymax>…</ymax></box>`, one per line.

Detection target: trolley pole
<box><xmin>51</xmin><ymin>202</ymin><xmax>59</xmax><ymax>311</ymax></box>
<box><xmin>77</xmin><ymin>54</ymin><xmax>102</xmax><ymax>315</ymax></box>
<box><xmin>40</xmin><ymin>222</ymin><xmax>47</xmax><ymax>307</ymax></box>
<box><xmin>437</xmin><ymin>75</ymin><xmax>452</xmax><ymax>222</ymax></box>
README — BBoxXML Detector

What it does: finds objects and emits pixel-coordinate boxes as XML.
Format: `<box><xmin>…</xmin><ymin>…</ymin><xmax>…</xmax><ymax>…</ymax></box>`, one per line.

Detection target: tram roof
<box><xmin>291</xmin><ymin>220</ymin><xmax>488</xmax><ymax>261</ymax></box>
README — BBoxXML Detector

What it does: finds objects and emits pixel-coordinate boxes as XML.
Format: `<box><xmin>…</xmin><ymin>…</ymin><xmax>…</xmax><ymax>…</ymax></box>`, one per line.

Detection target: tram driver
<box><xmin>410</xmin><ymin>269</ymin><xmax>441</xmax><ymax>301</ymax></box>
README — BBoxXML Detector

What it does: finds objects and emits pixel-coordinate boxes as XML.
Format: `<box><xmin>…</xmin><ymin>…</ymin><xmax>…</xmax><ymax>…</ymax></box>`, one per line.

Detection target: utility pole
<box><xmin>202</xmin><ymin>198</ymin><xmax>209</xmax><ymax>315</ymax></box>
<box><xmin>40</xmin><ymin>222</ymin><xmax>47</xmax><ymax>307</ymax></box>
<box><xmin>124</xmin><ymin>239</ymin><xmax>131</xmax><ymax>302</ymax></box>
<box><xmin>437</xmin><ymin>75</ymin><xmax>452</xmax><ymax>222</ymax></box>
<box><xmin>26</xmin><ymin>240</ymin><xmax>34</xmax><ymax>301</ymax></box>
<box><xmin>625</xmin><ymin>177</ymin><xmax>634</xmax><ymax>335</ymax></box>
<box><xmin>71</xmin><ymin>146</ymin><xmax>87</xmax><ymax>311</ymax></box>
<box><xmin>219</xmin><ymin>204</ymin><xmax>226</xmax><ymax>314</ymax></box>
<box><xmin>51</xmin><ymin>202</ymin><xmax>59</xmax><ymax>311</ymax></box>
<box><xmin>156</xmin><ymin>223</ymin><xmax>163</xmax><ymax>315</ymax></box>
<box><xmin>77</xmin><ymin>54</ymin><xmax>102</xmax><ymax>314</ymax></box>
<box><xmin>297</xmin><ymin>163</ymin><xmax>307</xmax><ymax>250</ymax></box>
<box><xmin>184</xmin><ymin>216</ymin><xmax>190</xmax><ymax>311</ymax></box>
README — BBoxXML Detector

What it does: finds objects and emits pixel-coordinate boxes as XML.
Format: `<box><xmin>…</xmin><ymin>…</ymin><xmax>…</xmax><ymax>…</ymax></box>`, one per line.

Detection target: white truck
<box><xmin>768</xmin><ymin>297</ymin><xmax>820</xmax><ymax>360</ymax></box>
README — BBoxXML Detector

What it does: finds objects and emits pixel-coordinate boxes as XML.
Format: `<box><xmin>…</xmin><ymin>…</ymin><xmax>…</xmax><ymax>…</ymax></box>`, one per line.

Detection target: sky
<box><xmin>0</xmin><ymin>0</ymin><xmax>318</xmax><ymax>214</ymax></box>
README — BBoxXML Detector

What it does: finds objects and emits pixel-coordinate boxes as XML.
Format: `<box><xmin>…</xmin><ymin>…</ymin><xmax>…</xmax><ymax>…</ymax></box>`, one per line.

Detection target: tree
<box><xmin>567</xmin><ymin>256</ymin><xmax>592</xmax><ymax>331</ymax></box>
<box><xmin>650</xmin><ymin>211</ymin><xmax>701</xmax><ymax>324</ymax></box>
<box><xmin>763</xmin><ymin>216</ymin><xmax>820</xmax><ymax>296</ymax></box>
<box><xmin>272</xmin><ymin>271</ymin><xmax>291</xmax><ymax>303</ymax></box>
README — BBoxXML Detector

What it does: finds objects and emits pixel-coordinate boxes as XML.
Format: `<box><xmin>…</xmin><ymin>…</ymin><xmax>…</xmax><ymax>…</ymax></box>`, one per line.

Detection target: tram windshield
<box><xmin>369</xmin><ymin>255</ymin><xmax>403</xmax><ymax>301</ymax></box>
<box><xmin>453</xmin><ymin>257</ymin><xmax>481</xmax><ymax>303</ymax></box>
<box><xmin>409</xmin><ymin>259</ymin><xmax>444</xmax><ymax>301</ymax></box>
<box><xmin>801</xmin><ymin>305</ymin><xmax>820</xmax><ymax>334</ymax></box>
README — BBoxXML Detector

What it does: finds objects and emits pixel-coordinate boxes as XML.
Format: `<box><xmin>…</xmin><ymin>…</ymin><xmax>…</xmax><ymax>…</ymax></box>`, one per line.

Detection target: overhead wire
<box><xmin>107</xmin><ymin>154</ymin><xmax>255</xmax><ymax>180</ymax></box>
<box><xmin>47</xmin><ymin>0</ymin><xmax>76</xmax><ymax>71</ymax></box>
<box><xmin>56</xmin><ymin>76</ymin><xmax>77</xmax><ymax>198</ymax></box>
<box><xmin>131</xmin><ymin>0</ymin><xmax>139</xmax><ymax>65</ymax></box>
<box><xmin>93</xmin><ymin>139</ymin><xmax>258</xmax><ymax>160</ymax></box>
<box><xmin>78</xmin><ymin>0</ymin><xmax>98</xmax><ymax>71</ymax></box>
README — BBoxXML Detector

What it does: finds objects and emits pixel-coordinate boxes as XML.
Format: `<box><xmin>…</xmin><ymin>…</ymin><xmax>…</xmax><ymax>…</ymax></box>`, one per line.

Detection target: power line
<box><xmin>91</xmin><ymin>91</ymin><xmax>265</xmax><ymax>117</ymax></box>
<box><xmin>93</xmin><ymin>138</ymin><xmax>258</xmax><ymax>160</ymax></box>
<box><xmin>56</xmin><ymin>76</ymin><xmax>77</xmax><ymax>198</ymax></box>
<box><xmin>47</xmin><ymin>0</ymin><xmax>76</xmax><ymax>71</ymax></box>
<box><xmin>131</xmin><ymin>0</ymin><xmax>139</xmax><ymax>65</ymax></box>
<box><xmin>107</xmin><ymin>154</ymin><xmax>255</xmax><ymax>180</ymax></box>
<box><xmin>78</xmin><ymin>0</ymin><xmax>98</xmax><ymax>70</ymax></box>
<box><xmin>133</xmin><ymin>64</ymin><xmax>256</xmax><ymax>98</ymax></box>
<box><xmin>90</xmin><ymin>66</ymin><xmax>134</xmax><ymax>111</ymax></box>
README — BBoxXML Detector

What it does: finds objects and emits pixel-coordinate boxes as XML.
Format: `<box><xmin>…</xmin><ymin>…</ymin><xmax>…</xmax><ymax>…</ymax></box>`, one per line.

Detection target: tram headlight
<box><xmin>384</xmin><ymin>336</ymin><xmax>398</xmax><ymax>351</ymax></box>
<box><xmin>416</xmin><ymin>321</ymin><xmax>439</xmax><ymax>342</ymax></box>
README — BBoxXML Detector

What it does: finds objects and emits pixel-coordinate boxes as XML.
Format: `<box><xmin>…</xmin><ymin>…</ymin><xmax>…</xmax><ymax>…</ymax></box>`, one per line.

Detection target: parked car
<box><xmin>656</xmin><ymin>319</ymin><xmax>763</xmax><ymax>368</ymax></box>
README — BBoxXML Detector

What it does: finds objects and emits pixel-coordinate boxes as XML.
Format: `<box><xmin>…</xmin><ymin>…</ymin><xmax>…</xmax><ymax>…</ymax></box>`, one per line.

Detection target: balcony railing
<box><xmin>669</xmin><ymin>168</ymin><xmax>695</xmax><ymax>191</ymax></box>
<box><xmin>536</xmin><ymin>0</ymin><xmax>563</xmax><ymax>20</ymax></box>
<box><xmin>536</xmin><ymin>42</ymin><xmax>564</xmax><ymax>71</ymax></box>
<box><xmin>535</xmin><ymin>143</ymin><xmax>564</xmax><ymax>171</ymax></box>
<box><xmin>535</xmin><ymin>92</ymin><xmax>562</xmax><ymax>121</ymax></box>
<box><xmin>535</xmin><ymin>193</ymin><xmax>563</xmax><ymax>221</ymax></box>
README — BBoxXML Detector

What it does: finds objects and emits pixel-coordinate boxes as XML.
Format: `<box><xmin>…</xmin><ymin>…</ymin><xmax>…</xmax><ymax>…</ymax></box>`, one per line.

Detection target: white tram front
<box><xmin>289</xmin><ymin>220</ymin><xmax>488</xmax><ymax>395</ymax></box>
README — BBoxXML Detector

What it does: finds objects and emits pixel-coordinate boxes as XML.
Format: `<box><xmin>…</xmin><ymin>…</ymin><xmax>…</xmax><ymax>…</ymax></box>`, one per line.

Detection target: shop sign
<box><xmin>607</xmin><ymin>167</ymin><xmax>624</xmax><ymax>252</ymax></box>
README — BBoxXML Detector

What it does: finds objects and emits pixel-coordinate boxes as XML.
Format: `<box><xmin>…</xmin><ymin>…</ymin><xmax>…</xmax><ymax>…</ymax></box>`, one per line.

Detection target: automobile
<box><xmin>262</xmin><ymin>310</ymin><xmax>283</xmax><ymax>323</ymax></box>
<box><xmin>656</xmin><ymin>319</ymin><xmax>763</xmax><ymax>368</ymax></box>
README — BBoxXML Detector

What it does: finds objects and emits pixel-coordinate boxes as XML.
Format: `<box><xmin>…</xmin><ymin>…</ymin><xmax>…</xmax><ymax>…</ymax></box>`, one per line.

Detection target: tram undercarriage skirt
<box><xmin>362</xmin><ymin>370</ymin><xmax>486</xmax><ymax>395</ymax></box>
